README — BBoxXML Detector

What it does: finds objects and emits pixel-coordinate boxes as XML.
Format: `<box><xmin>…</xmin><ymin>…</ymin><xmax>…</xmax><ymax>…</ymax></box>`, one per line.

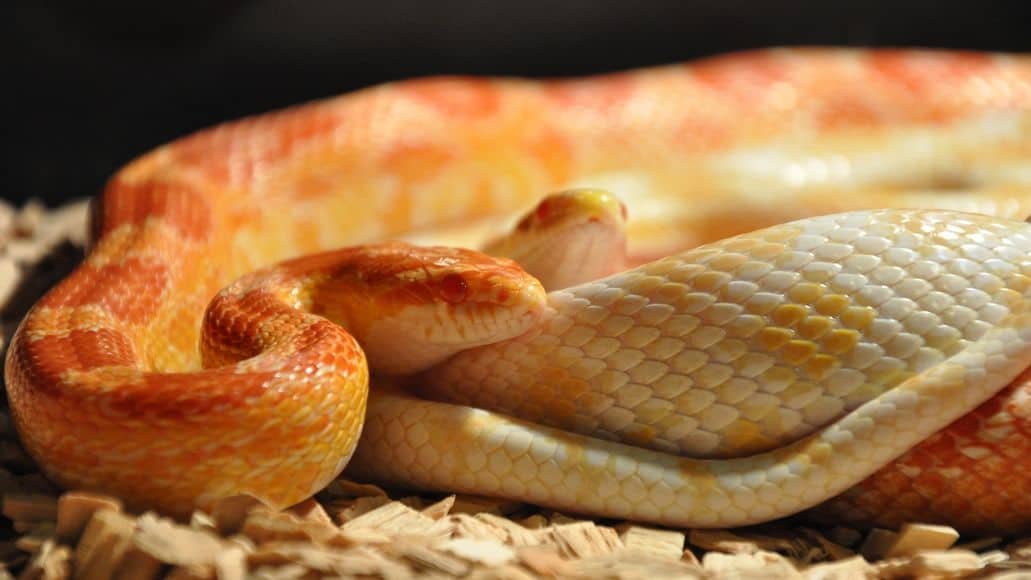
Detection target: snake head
<box><xmin>321</xmin><ymin>242</ymin><xmax>547</xmax><ymax>375</ymax></box>
<box><xmin>484</xmin><ymin>188</ymin><xmax>629</xmax><ymax>290</ymax></box>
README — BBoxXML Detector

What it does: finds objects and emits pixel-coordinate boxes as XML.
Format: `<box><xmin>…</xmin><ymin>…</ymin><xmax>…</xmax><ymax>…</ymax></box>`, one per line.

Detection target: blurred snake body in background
<box><xmin>5</xmin><ymin>48</ymin><xmax>1031</xmax><ymax>535</ymax></box>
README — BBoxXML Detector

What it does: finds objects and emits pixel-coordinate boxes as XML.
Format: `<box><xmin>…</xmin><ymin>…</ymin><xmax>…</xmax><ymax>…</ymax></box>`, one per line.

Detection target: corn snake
<box><xmin>6</xmin><ymin>48</ymin><xmax>1031</xmax><ymax>534</ymax></box>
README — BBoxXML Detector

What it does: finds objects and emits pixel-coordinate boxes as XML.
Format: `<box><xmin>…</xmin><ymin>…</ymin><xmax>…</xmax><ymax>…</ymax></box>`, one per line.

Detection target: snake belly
<box><xmin>5</xmin><ymin>48</ymin><xmax>1031</xmax><ymax>532</ymax></box>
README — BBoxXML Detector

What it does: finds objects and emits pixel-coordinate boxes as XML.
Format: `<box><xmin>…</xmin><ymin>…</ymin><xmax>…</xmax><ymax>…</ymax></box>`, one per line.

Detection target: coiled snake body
<box><xmin>6</xmin><ymin>49</ymin><xmax>1031</xmax><ymax>534</ymax></box>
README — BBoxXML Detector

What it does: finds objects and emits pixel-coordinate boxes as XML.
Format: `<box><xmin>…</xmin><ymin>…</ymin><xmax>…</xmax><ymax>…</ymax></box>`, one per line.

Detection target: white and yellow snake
<box><xmin>5</xmin><ymin>48</ymin><xmax>1031</xmax><ymax>535</ymax></box>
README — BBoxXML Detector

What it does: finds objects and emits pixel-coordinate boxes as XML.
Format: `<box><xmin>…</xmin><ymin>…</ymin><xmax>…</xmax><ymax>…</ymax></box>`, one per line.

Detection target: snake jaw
<box><xmin>360</xmin><ymin>266</ymin><xmax>547</xmax><ymax>376</ymax></box>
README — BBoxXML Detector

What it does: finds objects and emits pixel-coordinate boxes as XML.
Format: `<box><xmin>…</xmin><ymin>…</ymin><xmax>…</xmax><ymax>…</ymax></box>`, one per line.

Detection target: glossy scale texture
<box><xmin>5</xmin><ymin>48</ymin><xmax>1031</xmax><ymax>533</ymax></box>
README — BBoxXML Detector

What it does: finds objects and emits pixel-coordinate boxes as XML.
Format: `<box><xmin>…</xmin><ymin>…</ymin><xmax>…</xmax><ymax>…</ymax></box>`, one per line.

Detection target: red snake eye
<box><xmin>534</xmin><ymin>199</ymin><xmax>555</xmax><ymax>222</ymax></box>
<box><xmin>440</xmin><ymin>273</ymin><xmax>469</xmax><ymax>304</ymax></box>
<box><xmin>620</xmin><ymin>202</ymin><xmax>628</xmax><ymax>221</ymax></box>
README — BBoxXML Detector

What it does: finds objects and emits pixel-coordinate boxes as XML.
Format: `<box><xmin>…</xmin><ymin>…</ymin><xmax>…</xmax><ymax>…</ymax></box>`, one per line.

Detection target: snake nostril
<box><xmin>440</xmin><ymin>273</ymin><xmax>469</xmax><ymax>304</ymax></box>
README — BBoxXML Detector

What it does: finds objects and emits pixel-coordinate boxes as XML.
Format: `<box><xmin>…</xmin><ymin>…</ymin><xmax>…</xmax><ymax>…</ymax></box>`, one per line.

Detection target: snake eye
<box><xmin>619</xmin><ymin>201</ymin><xmax>628</xmax><ymax>221</ymax></box>
<box><xmin>534</xmin><ymin>198</ymin><xmax>555</xmax><ymax>222</ymax></box>
<box><xmin>439</xmin><ymin>273</ymin><xmax>469</xmax><ymax>304</ymax></box>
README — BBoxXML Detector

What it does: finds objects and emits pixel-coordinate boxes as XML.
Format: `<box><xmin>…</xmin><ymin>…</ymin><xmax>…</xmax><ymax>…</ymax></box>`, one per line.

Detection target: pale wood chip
<box><xmin>702</xmin><ymin>550</ymin><xmax>802</xmax><ymax>579</ymax></box>
<box><xmin>241</xmin><ymin>511</ymin><xmax>337</xmax><ymax>545</ymax></box>
<box><xmin>869</xmin><ymin>556</ymin><xmax>907</xmax><ymax>577</ymax></box>
<box><xmin>73</xmin><ymin>509</ymin><xmax>136</xmax><ymax>580</ymax></box>
<box><xmin>450</xmin><ymin>514</ymin><xmax>508</xmax><ymax>543</ymax></box>
<box><xmin>14</xmin><ymin>523</ymin><xmax>55</xmax><ymax>554</ymax></box>
<box><xmin>537</xmin><ymin>522</ymin><xmax>623</xmax><ymax>559</ymax></box>
<box><xmin>450</xmin><ymin>495</ymin><xmax>524</xmax><ymax>516</ymax></box>
<box><xmin>5</xmin><ymin>241</ymin><xmax>48</xmax><ymax>265</ymax></box>
<box><xmin>329</xmin><ymin>527</ymin><xmax>393</xmax><ymax>547</ymax></box>
<box><xmin>798</xmin><ymin>527</ymin><xmax>856</xmax><ymax>562</ymax></box>
<box><xmin>883</xmin><ymin>523</ymin><xmax>959</xmax><ymax>558</ymax></box>
<box><xmin>570</xmin><ymin>551</ymin><xmax>706</xmax><ymax>579</ymax></box>
<box><xmin>800</xmin><ymin>555</ymin><xmax>874</xmax><ymax>579</ymax></box>
<box><xmin>688</xmin><ymin>529</ymin><xmax>760</xmax><ymax>554</ymax></box>
<box><xmin>132</xmin><ymin>512</ymin><xmax>226</xmax><ymax>566</ymax></box>
<box><xmin>979</xmin><ymin>549</ymin><xmax>1010</xmax><ymax>567</ymax></box>
<box><xmin>225</xmin><ymin>535</ymin><xmax>257</xmax><ymax>553</ymax></box>
<box><xmin>515</xmin><ymin>546</ymin><xmax>575</xmax><ymax>578</ymax></box>
<box><xmin>18</xmin><ymin>539</ymin><xmax>70</xmax><ymax>580</ymax></box>
<box><xmin>436</xmin><ymin>537</ymin><xmax>517</xmax><ymax>567</ymax></box>
<box><xmin>3</xmin><ymin>494</ymin><xmax>58</xmax><ymax>525</ymax></box>
<box><xmin>14</xmin><ymin>200</ymin><xmax>45</xmax><ymax>237</ymax></box>
<box><xmin>989</xmin><ymin>571</ymin><xmax>1031</xmax><ymax>580</ymax></box>
<box><xmin>858</xmin><ymin>528</ymin><xmax>899</xmax><ymax>561</ymax></box>
<box><xmin>318</xmin><ymin>479</ymin><xmax>388</xmax><ymax>500</ymax></box>
<box><xmin>617</xmin><ymin>524</ymin><xmax>685</xmax><ymax>561</ymax></box>
<box><xmin>54</xmin><ymin>492</ymin><xmax>121</xmax><ymax>545</ymax></box>
<box><xmin>0</xmin><ymin>259</ymin><xmax>18</xmax><ymax>309</ymax></box>
<box><xmin>394</xmin><ymin>540</ymin><xmax>470</xmax><ymax>576</ymax></box>
<box><xmin>421</xmin><ymin>495</ymin><xmax>456</xmax><ymax>520</ymax></box>
<box><xmin>212</xmin><ymin>494</ymin><xmax>268</xmax><ymax>536</ymax></box>
<box><xmin>47</xmin><ymin>200</ymin><xmax>90</xmax><ymax>247</ymax></box>
<box><xmin>340</xmin><ymin>501</ymin><xmax>442</xmax><ymax>537</ymax></box>
<box><xmin>248</xmin><ymin>541</ymin><xmax>384</xmax><ymax>574</ymax></box>
<box><xmin>0</xmin><ymin>200</ymin><xmax>14</xmax><ymax>234</ymax></box>
<box><xmin>189</xmin><ymin>511</ymin><xmax>216</xmax><ymax>533</ymax></box>
<box><xmin>213</xmin><ymin>547</ymin><xmax>248</xmax><ymax>580</ymax></box>
<box><xmin>286</xmin><ymin>498</ymin><xmax>333</xmax><ymax>527</ymax></box>
<box><xmin>902</xmin><ymin>549</ymin><xmax>982</xmax><ymax>577</ymax></box>
<box><xmin>473</xmin><ymin>513</ymin><xmax>540</xmax><ymax>547</ymax></box>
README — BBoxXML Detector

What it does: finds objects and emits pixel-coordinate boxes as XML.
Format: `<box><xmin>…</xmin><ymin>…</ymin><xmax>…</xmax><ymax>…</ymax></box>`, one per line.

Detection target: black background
<box><xmin>5</xmin><ymin>1</ymin><xmax>1030</xmax><ymax>205</ymax></box>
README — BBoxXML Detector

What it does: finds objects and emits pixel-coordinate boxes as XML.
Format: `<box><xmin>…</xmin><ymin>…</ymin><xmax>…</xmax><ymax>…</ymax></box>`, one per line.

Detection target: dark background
<box><xmin>5</xmin><ymin>1</ymin><xmax>1030</xmax><ymax>206</ymax></box>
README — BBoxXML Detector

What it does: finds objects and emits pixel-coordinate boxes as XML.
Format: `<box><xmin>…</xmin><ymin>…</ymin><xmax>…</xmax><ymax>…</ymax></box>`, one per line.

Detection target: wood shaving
<box><xmin>420</xmin><ymin>495</ymin><xmax>456</xmax><ymax>521</ymax></box>
<box><xmin>54</xmin><ymin>493</ymin><xmax>121</xmax><ymax>545</ymax></box>
<box><xmin>802</xmin><ymin>555</ymin><xmax>876</xmax><ymax>579</ymax></box>
<box><xmin>0</xmin><ymin>200</ymin><xmax>1029</xmax><ymax>578</ymax></box>
<box><xmin>436</xmin><ymin>537</ymin><xmax>516</xmax><ymax>567</ymax></box>
<box><xmin>703</xmin><ymin>550</ymin><xmax>802</xmax><ymax>579</ymax></box>
<box><xmin>617</xmin><ymin>524</ymin><xmax>686</xmax><ymax>561</ymax></box>
<box><xmin>884</xmin><ymin>523</ymin><xmax>960</xmax><ymax>558</ymax></box>
<box><xmin>18</xmin><ymin>539</ymin><xmax>70</xmax><ymax>580</ymax></box>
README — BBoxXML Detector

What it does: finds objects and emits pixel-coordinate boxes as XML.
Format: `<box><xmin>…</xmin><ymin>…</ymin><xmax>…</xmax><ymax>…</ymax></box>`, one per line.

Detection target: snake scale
<box><xmin>5</xmin><ymin>48</ymin><xmax>1031</xmax><ymax>535</ymax></box>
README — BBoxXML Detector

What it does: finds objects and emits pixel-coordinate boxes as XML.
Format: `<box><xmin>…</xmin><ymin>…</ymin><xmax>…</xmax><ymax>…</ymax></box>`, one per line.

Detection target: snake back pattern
<box><xmin>6</xmin><ymin>48</ymin><xmax>1031</xmax><ymax>534</ymax></box>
